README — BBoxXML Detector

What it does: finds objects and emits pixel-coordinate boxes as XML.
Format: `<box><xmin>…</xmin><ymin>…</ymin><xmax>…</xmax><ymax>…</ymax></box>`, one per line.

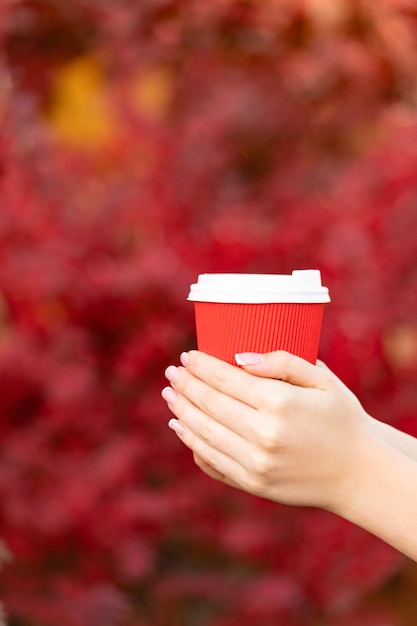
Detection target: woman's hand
<box><xmin>161</xmin><ymin>350</ymin><xmax>370</xmax><ymax>514</ymax></box>
<box><xmin>162</xmin><ymin>350</ymin><xmax>417</xmax><ymax>560</ymax></box>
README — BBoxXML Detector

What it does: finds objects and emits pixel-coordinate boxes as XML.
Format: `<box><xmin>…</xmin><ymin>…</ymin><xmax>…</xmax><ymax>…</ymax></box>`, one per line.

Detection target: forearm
<box><xmin>337</xmin><ymin>430</ymin><xmax>417</xmax><ymax>560</ymax></box>
<box><xmin>363</xmin><ymin>414</ymin><xmax>417</xmax><ymax>462</ymax></box>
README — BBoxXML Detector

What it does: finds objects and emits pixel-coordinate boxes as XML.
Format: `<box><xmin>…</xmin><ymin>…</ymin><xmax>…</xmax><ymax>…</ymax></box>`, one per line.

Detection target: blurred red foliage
<box><xmin>1</xmin><ymin>1</ymin><xmax>417</xmax><ymax>624</ymax></box>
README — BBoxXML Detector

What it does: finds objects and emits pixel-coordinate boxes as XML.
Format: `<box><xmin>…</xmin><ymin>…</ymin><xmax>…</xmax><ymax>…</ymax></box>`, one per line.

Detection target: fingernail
<box><xmin>161</xmin><ymin>386</ymin><xmax>178</xmax><ymax>404</ymax></box>
<box><xmin>165</xmin><ymin>365</ymin><xmax>180</xmax><ymax>384</ymax></box>
<box><xmin>168</xmin><ymin>418</ymin><xmax>185</xmax><ymax>436</ymax></box>
<box><xmin>235</xmin><ymin>352</ymin><xmax>264</xmax><ymax>366</ymax></box>
<box><xmin>180</xmin><ymin>352</ymin><xmax>189</xmax><ymax>367</ymax></box>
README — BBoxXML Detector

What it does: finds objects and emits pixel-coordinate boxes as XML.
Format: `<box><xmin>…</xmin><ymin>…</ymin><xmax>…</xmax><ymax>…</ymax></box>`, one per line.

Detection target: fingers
<box><xmin>162</xmin><ymin>384</ymin><xmax>256</xmax><ymax>468</ymax></box>
<box><xmin>193</xmin><ymin>452</ymin><xmax>225</xmax><ymax>481</ymax></box>
<box><xmin>193</xmin><ymin>452</ymin><xmax>242</xmax><ymax>489</ymax></box>
<box><xmin>163</xmin><ymin>350</ymin><xmax>321</xmax><ymax>443</ymax></box>
<box><xmin>235</xmin><ymin>350</ymin><xmax>331</xmax><ymax>390</ymax></box>
<box><xmin>164</xmin><ymin>361</ymin><xmax>262</xmax><ymax>439</ymax></box>
<box><xmin>164</xmin><ymin>403</ymin><xmax>250</xmax><ymax>488</ymax></box>
<box><xmin>180</xmin><ymin>351</ymin><xmax>267</xmax><ymax>408</ymax></box>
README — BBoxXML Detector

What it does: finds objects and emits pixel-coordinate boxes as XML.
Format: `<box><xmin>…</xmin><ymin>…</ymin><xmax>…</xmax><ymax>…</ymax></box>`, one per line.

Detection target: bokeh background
<box><xmin>1</xmin><ymin>1</ymin><xmax>417</xmax><ymax>624</ymax></box>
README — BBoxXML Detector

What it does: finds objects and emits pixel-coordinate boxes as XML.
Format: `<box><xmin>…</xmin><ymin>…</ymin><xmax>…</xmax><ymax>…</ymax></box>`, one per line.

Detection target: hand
<box><xmin>161</xmin><ymin>350</ymin><xmax>370</xmax><ymax>514</ymax></box>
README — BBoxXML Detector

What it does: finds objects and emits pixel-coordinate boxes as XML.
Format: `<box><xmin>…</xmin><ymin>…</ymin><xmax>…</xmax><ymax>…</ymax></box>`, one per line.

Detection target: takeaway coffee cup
<box><xmin>187</xmin><ymin>270</ymin><xmax>330</xmax><ymax>364</ymax></box>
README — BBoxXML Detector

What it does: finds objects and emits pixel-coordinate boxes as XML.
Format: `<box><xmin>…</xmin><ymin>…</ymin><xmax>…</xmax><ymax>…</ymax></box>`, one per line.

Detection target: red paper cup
<box><xmin>188</xmin><ymin>271</ymin><xmax>330</xmax><ymax>365</ymax></box>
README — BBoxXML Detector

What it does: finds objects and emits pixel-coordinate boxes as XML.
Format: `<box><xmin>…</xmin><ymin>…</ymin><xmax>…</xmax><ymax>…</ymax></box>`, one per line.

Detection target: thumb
<box><xmin>235</xmin><ymin>350</ymin><xmax>328</xmax><ymax>389</ymax></box>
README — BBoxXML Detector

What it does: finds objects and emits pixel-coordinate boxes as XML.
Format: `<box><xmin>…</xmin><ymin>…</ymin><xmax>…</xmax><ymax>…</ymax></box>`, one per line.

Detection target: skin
<box><xmin>162</xmin><ymin>350</ymin><xmax>417</xmax><ymax>561</ymax></box>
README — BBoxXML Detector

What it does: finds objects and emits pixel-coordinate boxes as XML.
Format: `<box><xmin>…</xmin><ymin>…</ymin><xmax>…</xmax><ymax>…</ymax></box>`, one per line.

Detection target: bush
<box><xmin>1</xmin><ymin>1</ymin><xmax>417</xmax><ymax>624</ymax></box>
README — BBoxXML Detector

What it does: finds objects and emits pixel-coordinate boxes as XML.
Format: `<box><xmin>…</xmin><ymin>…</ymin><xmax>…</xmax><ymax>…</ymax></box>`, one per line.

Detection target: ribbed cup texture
<box><xmin>194</xmin><ymin>302</ymin><xmax>324</xmax><ymax>364</ymax></box>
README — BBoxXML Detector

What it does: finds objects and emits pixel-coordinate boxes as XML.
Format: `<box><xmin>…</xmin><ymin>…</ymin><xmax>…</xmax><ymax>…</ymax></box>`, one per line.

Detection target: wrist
<box><xmin>331</xmin><ymin>428</ymin><xmax>417</xmax><ymax>557</ymax></box>
<box><xmin>326</xmin><ymin>421</ymin><xmax>377</xmax><ymax>519</ymax></box>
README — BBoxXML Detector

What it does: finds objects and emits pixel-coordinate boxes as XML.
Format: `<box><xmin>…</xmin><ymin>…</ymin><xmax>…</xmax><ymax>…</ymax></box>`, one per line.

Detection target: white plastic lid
<box><xmin>188</xmin><ymin>270</ymin><xmax>330</xmax><ymax>304</ymax></box>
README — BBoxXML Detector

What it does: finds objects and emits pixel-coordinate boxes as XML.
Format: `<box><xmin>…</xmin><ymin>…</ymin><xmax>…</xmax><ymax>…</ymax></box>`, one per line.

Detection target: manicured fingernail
<box><xmin>180</xmin><ymin>352</ymin><xmax>189</xmax><ymax>367</ymax></box>
<box><xmin>162</xmin><ymin>386</ymin><xmax>178</xmax><ymax>404</ymax></box>
<box><xmin>168</xmin><ymin>418</ymin><xmax>185</xmax><ymax>436</ymax></box>
<box><xmin>235</xmin><ymin>352</ymin><xmax>264</xmax><ymax>366</ymax></box>
<box><xmin>165</xmin><ymin>365</ymin><xmax>180</xmax><ymax>384</ymax></box>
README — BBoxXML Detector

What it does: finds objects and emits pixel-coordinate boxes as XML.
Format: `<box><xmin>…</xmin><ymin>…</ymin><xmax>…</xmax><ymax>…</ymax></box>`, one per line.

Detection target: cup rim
<box><xmin>188</xmin><ymin>270</ymin><xmax>330</xmax><ymax>304</ymax></box>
